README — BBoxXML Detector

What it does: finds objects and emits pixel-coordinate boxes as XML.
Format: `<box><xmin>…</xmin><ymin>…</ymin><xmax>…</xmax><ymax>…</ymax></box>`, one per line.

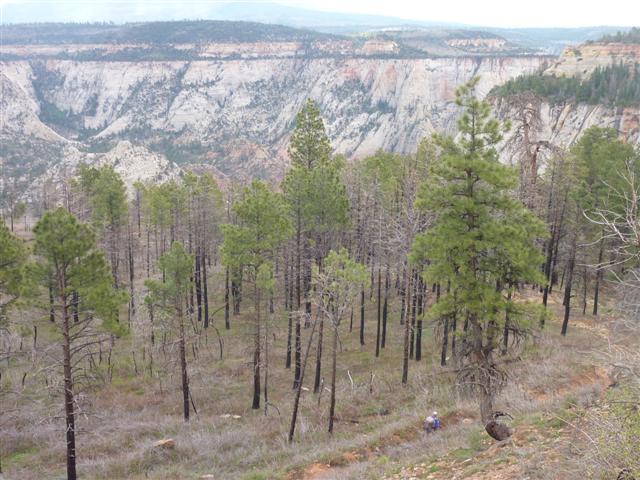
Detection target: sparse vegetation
<box><xmin>2</xmin><ymin>19</ymin><xmax>640</xmax><ymax>478</ymax></box>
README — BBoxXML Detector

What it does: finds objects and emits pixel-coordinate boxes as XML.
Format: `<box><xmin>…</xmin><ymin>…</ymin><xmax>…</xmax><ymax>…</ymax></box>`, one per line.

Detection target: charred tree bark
<box><xmin>60</xmin><ymin>285</ymin><xmax>77</xmax><ymax>480</ymax></box>
<box><xmin>561</xmin><ymin>232</ymin><xmax>577</xmax><ymax>336</ymax></box>
<box><xmin>288</xmin><ymin>316</ymin><xmax>318</xmax><ymax>442</ymax></box>
<box><xmin>440</xmin><ymin>316</ymin><xmax>449</xmax><ymax>366</ymax></box>
<box><xmin>542</xmin><ymin>220</ymin><xmax>557</xmax><ymax>310</ymax></box>
<box><xmin>293</xmin><ymin>241</ymin><xmax>303</xmax><ymax>387</ymax></box>
<box><xmin>201</xmin><ymin>251</ymin><xmax>209</xmax><ymax>328</ymax></box>
<box><xmin>582</xmin><ymin>266</ymin><xmax>588</xmax><ymax>315</ymax></box>
<box><xmin>49</xmin><ymin>275</ymin><xmax>55</xmax><ymax>322</ymax></box>
<box><xmin>415</xmin><ymin>278</ymin><xmax>424</xmax><ymax>361</ymax></box>
<box><xmin>402</xmin><ymin>272</ymin><xmax>412</xmax><ymax>385</ymax></box>
<box><xmin>359</xmin><ymin>287</ymin><xmax>365</xmax><ymax>345</ymax></box>
<box><xmin>375</xmin><ymin>267</ymin><xmax>381</xmax><ymax>357</ymax></box>
<box><xmin>328</xmin><ymin>322</ymin><xmax>339</xmax><ymax>434</ymax></box>
<box><xmin>178</xmin><ymin>300</ymin><xmax>190</xmax><ymax>421</ymax></box>
<box><xmin>286</xmin><ymin>256</ymin><xmax>294</xmax><ymax>369</ymax></box>
<box><xmin>400</xmin><ymin>264</ymin><xmax>407</xmax><ymax>325</ymax></box>
<box><xmin>451</xmin><ymin>312</ymin><xmax>457</xmax><ymax>360</ymax></box>
<box><xmin>128</xmin><ymin>225</ymin><xmax>135</xmax><ymax>323</ymax></box>
<box><xmin>593</xmin><ymin>235</ymin><xmax>605</xmax><ymax>316</ymax></box>
<box><xmin>232</xmin><ymin>276</ymin><xmax>241</xmax><ymax>315</ymax></box>
<box><xmin>381</xmin><ymin>266</ymin><xmax>389</xmax><ymax>349</ymax></box>
<box><xmin>293</xmin><ymin>313</ymin><xmax>302</xmax><ymax>389</ymax></box>
<box><xmin>502</xmin><ymin>289</ymin><xmax>512</xmax><ymax>356</ymax></box>
<box><xmin>71</xmin><ymin>291</ymin><xmax>79</xmax><ymax>324</ymax></box>
<box><xmin>252</xmin><ymin>285</ymin><xmax>261</xmax><ymax>410</ymax></box>
<box><xmin>313</xmin><ymin>316</ymin><xmax>323</xmax><ymax>394</ymax></box>
<box><xmin>409</xmin><ymin>273</ymin><xmax>417</xmax><ymax>360</ymax></box>
<box><xmin>224</xmin><ymin>267</ymin><xmax>230</xmax><ymax>330</ymax></box>
<box><xmin>195</xmin><ymin>248</ymin><xmax>202</xmax><ymax>323</ymax></box>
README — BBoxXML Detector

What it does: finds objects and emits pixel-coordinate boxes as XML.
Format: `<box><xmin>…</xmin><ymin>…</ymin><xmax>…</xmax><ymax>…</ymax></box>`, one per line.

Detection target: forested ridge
<box><xmin>491</xmin><ymin>62</ymin><xmax>640</xmax><ymax>107</ymax></box>
<box><xmin>1</xmin><ymin>78</ymin><xmax>639</xmax><ymax>480</ymax></box>
<box><xmin>592</xmin><ymin>26</ymin><xmax>640</xmax><ymax>44</ymax></box>
<box><xmin>0</xmin><ymin>20</ymin><xmax>337</xmax><ymax>45</ymax></box>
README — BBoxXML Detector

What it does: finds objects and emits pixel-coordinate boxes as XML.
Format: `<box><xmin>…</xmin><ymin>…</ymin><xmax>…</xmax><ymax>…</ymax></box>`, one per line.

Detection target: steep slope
<box><xmin>3</xmin><ymin>22</ymin><xmax>638</xmax><ymax>196</ymax></box>
<box><xmin>1</xmin><ymin>53</ymin><xmax>547</xmax><ymax>188</ymax></box>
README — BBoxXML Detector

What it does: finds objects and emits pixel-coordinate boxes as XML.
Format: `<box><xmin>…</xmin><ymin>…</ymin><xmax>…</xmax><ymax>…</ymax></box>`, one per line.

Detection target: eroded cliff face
<box><xmin>3</xmin><ymin>36</ymin><xmax>639</xmax><ymax>195</ymax></box>
<box><xmin>496</xmin><ymin>99</ymin><xmax>640</xmax><ymax>172</ymax></box>
<box><xmin>495</xmin><ymin>43</ymin><xmax>640</xmax><ymax>172</ymax></box>
<box><xmin>546</xmin><ymin>42</ymin><xmax>640</xmax><ymax>79</ymax></box>
<box><xmin>1</xmin><ymin>53</ymin><xmax>547</xmax><ymax>188</ymax></box>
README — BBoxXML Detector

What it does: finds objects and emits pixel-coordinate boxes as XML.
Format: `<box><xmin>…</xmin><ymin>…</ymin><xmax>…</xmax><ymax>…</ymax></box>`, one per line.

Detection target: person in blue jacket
<box><xmin>424</xmin><ymin>411</ymin><xmax>442</xmax><ymax>432</ymax></box>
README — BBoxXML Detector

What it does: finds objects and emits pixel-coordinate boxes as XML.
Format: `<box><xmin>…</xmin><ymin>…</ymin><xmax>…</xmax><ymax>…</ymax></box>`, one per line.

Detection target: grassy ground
<box><xmin>0</xmin><ymin>271</ymin><xmax>624</xmax><ymax>480</ymax></box>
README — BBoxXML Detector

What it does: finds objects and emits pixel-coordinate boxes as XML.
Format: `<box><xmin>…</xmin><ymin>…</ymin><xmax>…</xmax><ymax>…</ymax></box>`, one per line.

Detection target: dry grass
<box><xmin>0</xmin><ymin>282</ymin><xmax>620</xmax><ymax>480</ymax></box>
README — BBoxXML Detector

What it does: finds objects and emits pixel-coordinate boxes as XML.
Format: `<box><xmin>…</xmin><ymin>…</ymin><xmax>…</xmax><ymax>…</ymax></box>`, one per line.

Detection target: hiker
<box><xmin>424</xmin><ymin>411</ymin><xmax>441</xmax><ymax>433</ymax></box>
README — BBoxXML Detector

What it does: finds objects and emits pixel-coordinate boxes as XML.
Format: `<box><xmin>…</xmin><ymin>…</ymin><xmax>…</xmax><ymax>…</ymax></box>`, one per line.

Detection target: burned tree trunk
<box><xmin>313</xmin><ymin>316</ymin><xmax>324</xmax><ymax>394</ymax></box>
<box><xmin>61</xmin><ymin>286</ymin><xmax>77</xmax><ymax>480</ymax></box>
<box><xmin>178</xmin><ymin>300</ymin><xmax>190</xmax><ymax>421</ymax></box>
<box><xmin>593</xmin><ymin>235</ymin><xmax>605</xmax><ymax>316</ymax></box>
<box><xmin>381</xmin><ymin>266</ymin><xmax>389</xmax><ymax>349</ymax></box>
<box><xmin>252</xmin><ymin>285</ymin><xmax>261</xmax><ymax>410</ymax></box>
<box><xmin>224</xmin><ymin>267</ymin><xmax>230</xmax><ymax>330</ymax></box>
<box><xmin>375</xmin><ymin>267</ymin><xmax>381</xmax><ymax>357</ymax></box>
<box><xmin>201</xmin><ymin>251</ymin><xmax>209</xmax><ymax>328</ymax></box>
<box><xmin>561</xmin><ymin>232</ymin><xmax>577</xmax><ymax>336</ymax></box>
<box><xmin>359</xmin><ymin>287</ymin><xmax>365</xmax><ymax>345</ymax></box>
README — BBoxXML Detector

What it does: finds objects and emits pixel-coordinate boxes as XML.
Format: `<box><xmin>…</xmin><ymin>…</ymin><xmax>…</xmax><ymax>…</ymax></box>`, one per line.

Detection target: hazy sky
<box><xmin>278</xmin><ymin>0</ymin><xmax>639</xmax><ymax>28</ymax></box>
<box><xmin>0</xmin><ymin>0</ymin><xmax>638</xmax><ymax>28</ymax></box>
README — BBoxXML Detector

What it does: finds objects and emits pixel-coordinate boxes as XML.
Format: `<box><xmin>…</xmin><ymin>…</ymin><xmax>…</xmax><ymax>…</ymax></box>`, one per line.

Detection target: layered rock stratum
<box><xmin>1</xmin><ymin>24</ymin><xmax>638</xmax><ymax>195</ymax></box>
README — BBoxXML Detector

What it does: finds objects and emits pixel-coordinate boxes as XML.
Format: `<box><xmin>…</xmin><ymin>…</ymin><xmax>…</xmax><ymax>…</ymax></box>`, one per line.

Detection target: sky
<box><xmin>277</xmin><ymin>0</ymin><xmax>640</xmax><ymax>28</ymax></box>
<box><xmin>0</xmin><ymin>0</ymin><xmax>638</xmax><ymax>28</ymax></box>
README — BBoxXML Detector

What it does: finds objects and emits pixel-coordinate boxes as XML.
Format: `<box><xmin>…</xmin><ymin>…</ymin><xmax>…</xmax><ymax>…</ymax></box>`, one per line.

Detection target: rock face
<box><xmin>1</xmin><ymin>53</ymin><xmax>547</xmax><ymax>188</ymax></box>
<box><xmin>546</xmin><ymin>42</ymin><xmax>640</xmax><ymax>79</ymax></box>
<box><xmin>1</xmin><ymin>37</ymin><xmax>638</xmax><ymax>193</ymax></box>
<box><xmin>497</xmin><ymin>100</ymin><xmax>640</xmax><ymax>157</ymax></box>
<box><xmin>27</xmin><ymin>141</ymin><xmax>181</xmax><ymax>201</ymax></box>
<box><xmin>494</xmin><ymin>44</ymin><xmax>640</xmax><ymax>171</ymax></box>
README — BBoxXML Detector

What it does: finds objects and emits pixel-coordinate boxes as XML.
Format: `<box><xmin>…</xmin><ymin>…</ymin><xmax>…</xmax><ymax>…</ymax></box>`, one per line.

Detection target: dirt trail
<box><xmin>290</xmin><ymin>383</ymin><xmax>610</xmax><ymax>479</ymax></box>
<box><xmin>287</xmin><ymin>411</ymin><xmax>476</xmax><ymax>480</ymax></box>
<box><xmin>390</xmin><ymin>415</ymin><xmax>581</xmax><ymax>480</ymax></box>
<box><xmin>529</xmin><ymin>365</ymin><xmax>612</xmax><ymax>403</ymax></box>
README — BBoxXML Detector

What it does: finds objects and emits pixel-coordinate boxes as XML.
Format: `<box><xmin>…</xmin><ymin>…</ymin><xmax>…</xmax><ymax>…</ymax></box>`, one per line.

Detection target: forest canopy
<box><xmin>491</xmin><ymin>62</ymin><xmax>640</xmax><ymax>107</ymax></box>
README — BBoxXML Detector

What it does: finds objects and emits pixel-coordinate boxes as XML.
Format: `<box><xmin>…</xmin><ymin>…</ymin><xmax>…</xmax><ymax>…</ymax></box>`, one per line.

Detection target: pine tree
<box><xmin>410</xmin><ymin>77</ymin><xmax>545</xmax><ymax>435</ymax></box>
<box><xmin>283</xmin><ymin>98</ymin><xmax>348</xmax><ymax>390</ymax></box>
<box><xmin>288</xmin><ymin>98</ymin><xmax>332</xmax><ymax>170</ymax></box>
<box><xmin>76</xmin><ymin>165</ymin><xmax>128</xmax><ymax>287</ymax></box>
<box><xmin>313</xmin><ymin>248</ymin><xmax>369</xmax><ymax>434</ymax></box>
<box><xmin>221</xmin><ymin>181</ymin><xmax>292</xmax><ymax>409</ymax></box>
<box><xmin>145</xmin><ymin>241</ymin><xmax>194</xmax><ymax>421</ymax></box>
<box><xmin>184</xmin><ymin>172</ymin><xmax>223</xmax><ymax>328</ymax></box>
<box><xmin>0</xmin><ymin>220</ymin><xmax>28</xmax><ymax>319</ymax></box>
<box><xmin>33</xmin><ymin>208</ymin><xmax>125</xmax><ymax>480</ymax></box>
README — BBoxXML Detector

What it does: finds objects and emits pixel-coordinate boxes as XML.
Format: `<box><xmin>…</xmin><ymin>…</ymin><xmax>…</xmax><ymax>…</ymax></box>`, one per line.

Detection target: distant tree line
<box><xmin>492</xmin><ymin>62</ymin><xmax>640</xmax><ymax>107</ymax></box>
<box><xmin>592</xmin><ymin>27</ymin><xmax>640</xmax><ymax>44</ymax></box>
<box><xmin>0</xmin><ymin>20</ymin><xmax>338</xmax><ymax>45</ymax></box>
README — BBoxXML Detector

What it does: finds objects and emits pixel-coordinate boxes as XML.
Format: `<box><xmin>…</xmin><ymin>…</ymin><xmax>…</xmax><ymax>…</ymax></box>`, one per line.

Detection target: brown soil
<box><xmin>529</xmin><ymin>365</ymin><xmax>612</xmax><ymax>402</ymax></box>
<box><xmin>287</xmin><ymin>411</ymin><xmax>477</xmax><ymax>479</ymax></box>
